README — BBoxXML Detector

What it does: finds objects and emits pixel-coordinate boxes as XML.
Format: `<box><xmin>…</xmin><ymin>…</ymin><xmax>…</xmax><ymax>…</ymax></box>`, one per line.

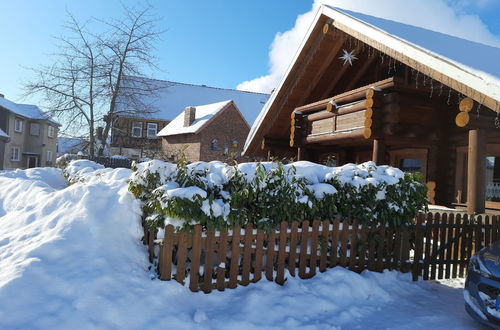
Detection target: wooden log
<box><xmin>294</xmin><ymin>77</ymin><xmax>397</xmax><ymax>114</ymax></box>
<box><xmin>363</xmin><ymin>127</ymin><xmax>372</xmax><ymax>139</ymax></box>
<box><xmin>327</xmin><ymin>98</ymin><xmax>382</xmax><ymax>114</ymax></box>
<box><xmin>372</xmin><ymin>139</ymin><xmax>386</xmax><ymax>164</ymax></box>
<box><xmin>304</xmin><ymin>128</ymin><xmax>366</xmax><ymax>144</ymax></box>
<box><xmin>261</xmin><ymin>136</ymin><xmax>289</xmax><ymax>150</ymax></box>
<box><xmin>455</xmin><ymin>111</ymin><xmax>498</xmax><ymax>128</ymax></box>
<box><xmin>467</xmin><ymin>129</ymin><xmax>486</xmax><ymax>213</ymax></box>
<box><xmin>189</xmin><ymin>225</ymin><xmax>202</xmax><ymax>292</ymax></box>
<box><xmin>307</xmin><ymin>110</ymin><xmax>335</xmax><ymax>122</ymax></box>
<box><xmin>459</xmin><ymin>97</ymin><xmax>474</xmax><ymax>112</ymax></box>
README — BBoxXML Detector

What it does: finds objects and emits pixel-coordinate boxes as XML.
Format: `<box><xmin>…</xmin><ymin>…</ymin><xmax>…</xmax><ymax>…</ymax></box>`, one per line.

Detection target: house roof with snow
<box><xmin>57</xmin><ymin>137</ymin><xmax>87</xmax><ymax>156</ymax></box>
<box><xmin>0</xmin><ymin>96</ymin><xmax>59</xmax><ymax>125</ymax></box>
<box><xmin>157</xmin><ymin>100</ymin><xmax>247</xmax><ymax>137</ymax></box>
<box><xmin>244</xmin><ymin>5</ymin><xmax>500</xmax><ymax>155</ymax></box>
<box><xmin>115</xmin><ymin>79</ymin><xmax>270</xmax><ymax>126</ymax></box>
<box><xmin>0</xmin><ymin>128</ymin><xmax>9</xmax><ymax>142</ymax></box>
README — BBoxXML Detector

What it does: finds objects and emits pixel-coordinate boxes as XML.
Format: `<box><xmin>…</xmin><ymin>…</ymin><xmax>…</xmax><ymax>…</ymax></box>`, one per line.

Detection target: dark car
<box><xmin>465</xmin><ymin>241</ymin><xmax>500</xmax><ymax>329</ymax></box>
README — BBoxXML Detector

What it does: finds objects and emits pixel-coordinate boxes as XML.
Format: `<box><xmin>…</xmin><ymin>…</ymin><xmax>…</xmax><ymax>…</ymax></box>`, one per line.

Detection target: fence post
<box><xmin>189</xmin><ymin>225</ymin><xmax>202</xmax><ymax>292</ymax></box>
<box><xmin>159</xmin><ymin>225</ymin><xmax>174</xmax><ymax>281</ymax></box>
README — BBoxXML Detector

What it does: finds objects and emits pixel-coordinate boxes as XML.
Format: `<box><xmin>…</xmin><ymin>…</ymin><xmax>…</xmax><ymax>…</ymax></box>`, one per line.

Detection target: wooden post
<box><xmin>372</xmin><ymin>139</ymin><xmax>386</xmax><ymax>164</ymax></box>
<box><xmin>467</xmin><ymin>129</ymin><xmax>486</xmax><ymax>214</ymax></box>
<box><xmin>297</xmin><ymin>147</ymin><xmax>306</xmax><ymax>161</ymax></box>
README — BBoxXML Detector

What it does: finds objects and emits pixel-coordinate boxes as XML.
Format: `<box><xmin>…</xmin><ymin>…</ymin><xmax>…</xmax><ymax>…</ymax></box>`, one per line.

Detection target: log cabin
<box><xmin>243</xmin><ymin>6</ymin><xmax>500</xmax><ymax>214</ymax></box>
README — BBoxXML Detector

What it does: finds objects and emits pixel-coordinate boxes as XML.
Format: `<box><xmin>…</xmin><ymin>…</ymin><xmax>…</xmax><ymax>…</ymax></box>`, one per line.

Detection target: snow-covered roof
<box><xmin>158</xmin><ymin>100</ymin><xmax>244</xmax><ymax>136</ymax></box>
<box><xmin>116</xmin><ymin>79</ymin><xmax>269</xmax><ymax>127</ymax></box>
<box><xmin>244</xmin><ymin>5</ymin><xmax>500</xmax><ymax>155</ymax></box>
<box><xmin>0</xmin><ymin>97</ymin><xmax>59</xmax><ymax>125</ymax></box>
<box><xmin>328</xmin><ymin>6</ymin><xmax>500</xmax><ymax>103</ymax></box>
<box><xmin>57</xmin><ymin>137</ymin><xmax>87</xmax><ymax>155</ymax></box>
<box><xmin>0</xmin><ymin>128</ymin><xmax>9</xmax><ymax>142</ymax></box>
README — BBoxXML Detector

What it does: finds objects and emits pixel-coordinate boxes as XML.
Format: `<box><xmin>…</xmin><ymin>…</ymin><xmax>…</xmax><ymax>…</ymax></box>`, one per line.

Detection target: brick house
<box><xmin>0</xmin><ymin>95</ymin><xmax>59</xmax><ymax>169</ymax></box>
<box><xmin>158</xmin><ymin>100</ymin><xmax>249</xmax><ymax>162</ymax></box>
<box><xmin>111</xmin><ymin>79</ymin><xmax>269</xmax><ymax>159</ymax></box>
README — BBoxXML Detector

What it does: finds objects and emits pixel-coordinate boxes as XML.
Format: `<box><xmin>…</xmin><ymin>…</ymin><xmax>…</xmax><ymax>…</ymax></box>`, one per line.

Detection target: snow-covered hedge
<box><xmin>129</xmin><ymin>160</ymin><xmax>428</xmax><ymax>232</ymax></box>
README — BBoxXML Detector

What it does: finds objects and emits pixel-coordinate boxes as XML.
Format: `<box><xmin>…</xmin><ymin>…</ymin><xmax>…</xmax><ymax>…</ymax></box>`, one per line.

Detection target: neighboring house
<box><xmin>0</xmin><ymin>128</ymin><xmax>9</xmax><ymax>170</ymax></box>
<box><xmin>158</xmin><ymin>100</ymin><xmax>249</xmax><ymax>162</ymax></box>
<box><xmin>57</xmin><ymin>137</ymin><xmax>88</xmax><ymax>157</ymax></box>
<box><xmin>111</xmin><ymin>79</ymin><xmax>269</xmax><ymax>159</ymax></box>
<box><xmin>0</xmin><ymin>95</ymin><xmax>59</xmax><ymax>170</ymax></box>
<box><xmin>244</xmin><ymin>6</ymin><xmax>500</xmax><ymax>214</ymax></box>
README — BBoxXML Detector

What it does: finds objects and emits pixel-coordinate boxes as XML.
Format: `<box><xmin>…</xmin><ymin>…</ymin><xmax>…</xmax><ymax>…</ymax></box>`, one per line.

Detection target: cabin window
<box><xmin>211</xmin><ymin>139</ymin><xmax>219</xmax><ymax>150</ymax></box>
<box><xmin>47</xmin><ymin>150</ymin><xmax>53</xmax><ymax>163</ymax></box>
<box><xmin>390</xmin><ymin>148</ymin><xmax>428</xmax><ymax>180</ymax></box>
<box><xmin>30</xmin><ymin>122</ymin><xmax>40</xmax><ymax>136</ymax></box>
<box><xmin>10</xmin><ymin>147</ymin><xmax>20</xmax><ymax>161</ymax></box>
<box><xmin>48</xmin><ymin>125</ymin><xmax>55</xmax><ymax>138</ymax></box>
<box><xmin>14</xmin><ymin>118</ymin><xmax>23</xmax><ymax>132</ymax></box>
<box><xmin>131</xmin><ymin>122</ymin><xmax>143</xmax><ymax>138</ymax></box>
<box><xmin>147</xmin><ymin>123</ymin><xmax>157</xmax><ymax>138</ymax></box>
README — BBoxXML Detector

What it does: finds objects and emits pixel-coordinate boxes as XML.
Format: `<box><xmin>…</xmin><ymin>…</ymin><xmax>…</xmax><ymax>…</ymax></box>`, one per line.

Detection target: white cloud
<box><xmin>237</xmin><ymin>0</ymin><xmax>500</xmax><ymax>94</ymax></box>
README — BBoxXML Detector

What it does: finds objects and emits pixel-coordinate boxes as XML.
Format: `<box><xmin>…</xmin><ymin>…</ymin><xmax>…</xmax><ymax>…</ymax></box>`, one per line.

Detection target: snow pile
<box><xmin>130</xmin><ymin>160</ymin><xmax>427</xmax><ymax>231</ymax></box>
<box><xmin>0</xmin><ymin>166</ymin><xmax>474</xmax><ymax>329</ymax></box>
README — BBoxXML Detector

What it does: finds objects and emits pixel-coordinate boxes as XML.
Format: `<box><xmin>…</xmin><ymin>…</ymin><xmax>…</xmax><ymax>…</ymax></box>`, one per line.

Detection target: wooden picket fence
<box><xmin>143</xmin><ymin>212</ymin><xmax>500</xmax><ymax>293</ymax></box>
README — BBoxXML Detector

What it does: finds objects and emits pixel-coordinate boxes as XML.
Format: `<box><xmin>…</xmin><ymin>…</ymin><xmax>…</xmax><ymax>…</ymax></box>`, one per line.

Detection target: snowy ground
<box><xmin>0</xmin><ymin>167</ymin><xmax>485</xmax><ymax>329</ymax></box>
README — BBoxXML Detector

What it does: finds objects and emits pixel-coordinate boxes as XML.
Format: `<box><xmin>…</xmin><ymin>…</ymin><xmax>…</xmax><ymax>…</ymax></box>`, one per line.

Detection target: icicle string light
<box><xmin>447</xmin><ymin>88</ymin><xmax>452</xmax><ymax>105</ymax></box>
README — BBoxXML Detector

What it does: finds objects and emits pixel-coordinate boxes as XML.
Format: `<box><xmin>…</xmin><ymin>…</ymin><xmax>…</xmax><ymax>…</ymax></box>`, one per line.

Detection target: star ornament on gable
<box><xmin>339</xmin><ymin>49</ymin><xmax>358</xmax><ymax>66</ymax></box>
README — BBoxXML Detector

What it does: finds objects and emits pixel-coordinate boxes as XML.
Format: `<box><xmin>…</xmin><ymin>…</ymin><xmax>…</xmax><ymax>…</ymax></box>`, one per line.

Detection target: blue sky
<box><xmin>0</xmin><ymin>0</ymin><xmax>499</xmax><ymax>102</ymax></box>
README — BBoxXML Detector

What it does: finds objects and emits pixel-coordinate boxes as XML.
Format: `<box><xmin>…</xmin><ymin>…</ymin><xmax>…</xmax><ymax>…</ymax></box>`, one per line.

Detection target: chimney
<box><xmin>184</xmin><ymin>106</ymin><xmax>196</xmax><ymax>127</ymax></box>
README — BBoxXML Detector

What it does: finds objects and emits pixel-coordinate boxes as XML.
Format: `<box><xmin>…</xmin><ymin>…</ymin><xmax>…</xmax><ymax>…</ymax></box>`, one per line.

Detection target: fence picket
<box><xmin>229</xmin><ymin>227</ymin><xmax>241</xmax><ymax>289</ymax></box>
<box><xmin>175</xmin><ymin>231</ymin><xmax>189</xmax><ymax>285</ymax></box>
<box><xmin>430</xmin><ymin>213</ymin><xmax>441</xmax><ymax>280</ymax></box>
<box><xmin>393</xmin><ymin>228</ymin><xmax>402</xmax><ymax>271</ymax></box>
<box><xmin>253</xmin><ymin>229</ymin><xmax>264</xmax><ymax>283</ymax></box>
<box><xmin>159</xmin><ymin>225</ymin><xmax>174</xmax><ymax>281</ymax></box>
<box><xmin>266</xmin><ymin>231</ymin><xmax>276</xmax><ymax>281</ymax></box>
<box><xmin>452</xmin><ymin>214</ymin><xmax>461</xmax><ymax>279</ymax></box>
<box><xmin>348</xmin><ymin>219</ymin><xmax>359</xmax><ymax>270</ymax></box>
<box><xmin>438</xmin><ymin>214</ymin><xmax>448</xmax><ymax>280</ymax></box>
<box><xmin>412</xmin><ymin>214</ymin><xmax>424</xmax><ymax>281</ymax></box>
<box><xmin>485</xmin><ymin>215</ymin><xmax>491</xmax><ymax>248</ymax></box>
<box><xmin>299</xmin><ymin>221</ymin><xmax>309</xmax><ymax>279</ymax></box>
<box><xmin>189</xmin><ymin>225</ymin><xmax>202</xmax><ymax>292</ymax></box>
<box><xmin>423</xmin><ymin>213</ymin><xmax>433</xmax><ymax>280</ymax></box>
<box><xmin>367</xmin><ymin>227</ymin><xmax>376</xmax><ymax>271</ymax></box>
<box><xmin>376</xmin><ymin>226</ymin><xmax>386</xmax><ymax>272</ymax></box>
<box><xmin>459</xmin><ymin>215</ymin><xmax>468</xmax><ymax>277</ymax></box>
<box><xmin>340</xmin><ymin>221</ymin><xmax>350</xmax><ymax>268</ymax></box>
<box><xmin>357</xmin><ymin>223</ymin><xmax>368</xmax><ymax>270</ymax></box>
<box><xmin>445</xmin><ymin>214</ymin><xmax>454</xmax><ymax>279</ymax></box>
<box><xmin>401</xmin><ymin>227</ymin><xmax>410</xmax><ymax>273</ymax></box>
<box><xmin>330</xmin><ymin>219</ymin><xmax>341</xmax><ymax>268</ymax></box>
<box><xmin>241</xmin><ymin>224</ymin><xmax>253</xmax><ymax>286</ymax></box>
<box><xmin>276</xmin><ymin>222</ymin><xmax>288</xmax><ymax>285</ymax></box>
<box><xmin>309</xmin><ymin>220</ymin><xmax>321</xmax><ymax>277</ymax></box>
<box><xmin>319</xmin><ymin>220</ymin><xmax>329</xmax><ymax>272</ymax></box>
<box><xmin>203</xmin><ymin>229</ymin><xmax>215</xmax><ymax>293</ymax></box>
<box><xmin>385</xmin><ymin>227</ymin><xmax>394</xmax><ymax>270</ymax></box>
<box><xmin>216</xmin><ymin>230</ymin><xmax>228</xmax><ymax>291</ymax></box>
<box><xmin>288</xmin><ymin>222</ymin><xmax>299</xmax><ymax>276</ymax></box>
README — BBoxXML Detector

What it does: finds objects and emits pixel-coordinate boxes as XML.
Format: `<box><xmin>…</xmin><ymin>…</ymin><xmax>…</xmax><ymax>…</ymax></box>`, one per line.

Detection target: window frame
<box><xmin>47</xmin><ymin>125</ymin><xmax>55</xmax><ymax>138</ymax></box>
<box><xmin>14</xmin><ymin>118</ymin><xmax>23</xmax><ymax>133</ymax></box>
<box><xmin>146</xmin><ymin>123</ymin><xmax>158</xmax><ymax>139</ymax></box>
<box><xmin>131</xmin><ymin>121</ymin><xmax>143</xmax><ymax>138</ymax></box>
<box><xmin>47</xmin><ymin>150</ymin><xmax>53</xmax><ymax>163</ymax></box>
<box><xmin>10</xmin><ymin>147</ymin><xmax>20</xmax><ymax>162</ymax></box>
<box><xmin>30</xmin><ymin>122</ymin><xmax>40</xmax><ymax>136</ymax></box>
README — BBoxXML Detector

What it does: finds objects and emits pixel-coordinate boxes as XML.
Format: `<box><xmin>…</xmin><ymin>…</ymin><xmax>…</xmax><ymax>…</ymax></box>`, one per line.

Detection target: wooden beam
<box><xmin>304</xmin><ymin>128</ymin><xmax>365</xmax><ymax>144</ymax></box>
<box><xmin>372</xmin><ymin>139</ymin><xmax>386</xmax><ymax>164</ymax></box>
<box><xmin>467</xmin><ymin>129</ymin><xmax>486</xmax><ymax>214</ymax></box>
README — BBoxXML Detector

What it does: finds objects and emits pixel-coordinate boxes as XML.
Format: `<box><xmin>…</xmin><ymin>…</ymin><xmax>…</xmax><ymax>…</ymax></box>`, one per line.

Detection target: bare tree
<box><xmin>24</xmin><ymin>4</ymin><xmax>163</xmax><ymax>157</ymax></box>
